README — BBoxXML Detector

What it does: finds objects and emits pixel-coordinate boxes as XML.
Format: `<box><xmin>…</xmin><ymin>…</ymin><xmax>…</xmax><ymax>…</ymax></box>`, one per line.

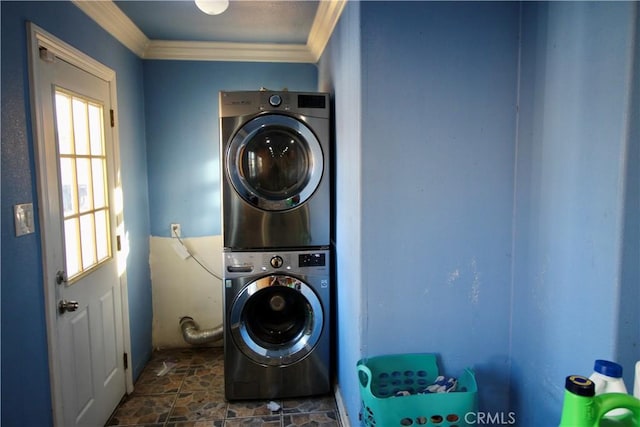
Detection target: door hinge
<box><xmin>110</xmin><ymin>109</ymin><xmax>115</xmax><ymax>127</ymax></box>
<box><xmin>116</xmin><ymin>235</ymin><xmax>121</xmax><ymax>251</ymax></box>
<box><xmin>123</xmin><ymin>352</ymin><xmax>128</xmax><ymax>370</ymax></box>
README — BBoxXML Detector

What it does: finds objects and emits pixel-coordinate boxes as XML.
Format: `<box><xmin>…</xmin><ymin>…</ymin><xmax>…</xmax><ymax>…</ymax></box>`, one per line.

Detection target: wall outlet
<box><xmin>171</xmin><ymin>223</ymin><xmax>181</xmax><ymax>238</ymax></box>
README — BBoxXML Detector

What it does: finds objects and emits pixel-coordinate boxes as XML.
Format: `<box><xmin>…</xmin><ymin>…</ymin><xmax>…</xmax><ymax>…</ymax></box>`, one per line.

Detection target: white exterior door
<box><xmin>28</xmin><ymin>25</ymin><xmax>129</xmax><ymax>426</ymax></box>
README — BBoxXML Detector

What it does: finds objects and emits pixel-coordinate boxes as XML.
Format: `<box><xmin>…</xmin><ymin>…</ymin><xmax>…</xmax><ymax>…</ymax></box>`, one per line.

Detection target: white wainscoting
<box><xmin>149</xmin><ymin>235</ymin><xmax>224</xmax><ymax>349</ymax></box>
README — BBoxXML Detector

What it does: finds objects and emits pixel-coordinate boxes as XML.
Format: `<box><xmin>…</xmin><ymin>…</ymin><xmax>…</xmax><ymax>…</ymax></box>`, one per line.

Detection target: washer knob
<box><xmin>270</xmin><ymin>255</ymin><xmax>284</xmax><ymax>269</ymax></box>
<box><xmin>269</xmin><ymin>94</ymin><xmax>282</xmax><ymax>107</ymax></box>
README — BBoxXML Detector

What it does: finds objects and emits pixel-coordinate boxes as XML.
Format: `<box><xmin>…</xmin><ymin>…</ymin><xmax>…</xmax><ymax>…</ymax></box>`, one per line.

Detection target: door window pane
<box><xmin>72</xmin><ymin>98</ymin><xmax>90</xmax><ymax>155</ymax></box>
<box><xmin>92</xmin><ymin>159</ymin><xmax>105</xmax><ymax>209</ymax></box>
<box><xmin>55</xmin><ymin>93</ymin><xmax>73</xmax><ymax>155</ymax></box>
<box><xmin>88</xmin><ymin>104</ymin><xmax>103</xmax><ymax>155</ymax></box>
<box><xmin>55</xmin><ymin>88</ymin><xmax>112</xmax><ymax>281</ymax></box>
<box><xmin>76</xmin><ymin>158</ymin><xmax>92</xmax><ymax>213</ymax></box>
<box><xmin>60</xmin><ymin>157</ymin><xmax>76</xmax><ymax>215</ymax></box>
<box><xmin>64</xmin><ymin>218</ymin><xmax>80</xmax><ymax>278</ymax></box>
<box><xmin>80</xmin><ymin>214</ymin><xmax>96</xmax><ymax>270</ymax></box>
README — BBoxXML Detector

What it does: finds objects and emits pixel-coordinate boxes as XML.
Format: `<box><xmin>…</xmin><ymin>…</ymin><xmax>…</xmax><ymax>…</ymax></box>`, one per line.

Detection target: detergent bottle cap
<box><xmin>566</xmin><ymin>375</ymin><xmax>595</xmax><ymax>397</ymax></box>
<box><xmin>594</xmin><ymin>360</ymin><xmax>623</xmax><ymax>378</ymax></box>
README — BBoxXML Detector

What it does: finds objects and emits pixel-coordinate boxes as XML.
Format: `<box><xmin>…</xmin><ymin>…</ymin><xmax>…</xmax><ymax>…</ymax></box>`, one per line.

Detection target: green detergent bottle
<box><xmin>559</xmin><ymin>375</ymin><xmax>640</xmax><ymax>427</ymax></box>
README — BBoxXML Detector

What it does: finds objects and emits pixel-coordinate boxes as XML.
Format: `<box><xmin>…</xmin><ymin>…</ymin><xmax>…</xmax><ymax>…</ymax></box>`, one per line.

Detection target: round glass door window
<box><xmin>229</xmin><ymin>275</ymin><xmax>324</xmax><ymax>366</ymax></box>
<box><xmin>226</xmin><ymin>114</ymin><xmax>324</xmax><ymax>211</ymax></box>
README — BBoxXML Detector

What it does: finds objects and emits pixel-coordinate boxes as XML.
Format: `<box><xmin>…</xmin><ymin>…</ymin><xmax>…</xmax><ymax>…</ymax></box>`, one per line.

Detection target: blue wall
<box><xmin>320</xmin><ymin>1</ymin><xmax>639</xmax><ymax>425</ymax></box>
<box><xmin>617</xmin><ymin>1</ymin><xmax>640</xmax><ymax>400</ymax></box>
<box><xmin>360</xmin><ymin>1</ymin><xmax>518</xmax><ymax>414</ymax></box>
<box><xmin>144</xmin><ymin>60</ymin><xmax>318</xmax><ymax>238</ymax></box>
<box><xmin>3</xmin><ymin>1</ymin><xmax>638</xmax><ymax>426</ymax></box>
<box><xmin>318</xmin><ymin>2</ymin><xmax>363</xmax><ymax>425</ymax></box>
<box><xmin>512</xmin><ymin>2</ymin><xmax>639</xmax><ymax>424</ymax></box>
<box><xmin>1</xmin><ymin>2</ymin><xmax>152</xmax><ymax>425</ymax></box>
<box><xmin>320</xmin><ymin>0</ymin><xmax>520</xmax><ymax>421</ymax></box>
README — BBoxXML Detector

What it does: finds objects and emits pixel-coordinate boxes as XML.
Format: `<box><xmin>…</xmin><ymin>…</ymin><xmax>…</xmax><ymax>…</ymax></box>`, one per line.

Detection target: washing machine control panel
<box><xmin>224</xmin><ymin>251</ymin><xmax>329</xmax><ymax>276</ymax></box>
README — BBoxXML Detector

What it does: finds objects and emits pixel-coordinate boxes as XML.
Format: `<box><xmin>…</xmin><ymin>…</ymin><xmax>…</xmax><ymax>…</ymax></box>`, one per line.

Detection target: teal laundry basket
<box><xmin>357</xmin><ymin>353</ymin><xmax>478</xmax><ymax>426</ymax></box>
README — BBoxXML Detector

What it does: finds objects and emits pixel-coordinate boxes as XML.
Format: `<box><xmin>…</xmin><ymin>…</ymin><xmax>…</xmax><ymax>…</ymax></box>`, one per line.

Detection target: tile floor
<box><xmin>106</xmin><ymin>347</ymin><xmax>343</xmax><ymax>427</ymax></box>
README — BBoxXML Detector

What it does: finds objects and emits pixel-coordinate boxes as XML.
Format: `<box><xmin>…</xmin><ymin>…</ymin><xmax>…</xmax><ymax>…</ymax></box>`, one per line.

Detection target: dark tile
<box><xmin>224</xmin><ymin>416</ymin><xmax>282</xmax><ymax>427</ymax></box>
<box><xmin>146</xmin><ymin>348</ymin><xmax>200</xmax><ymax>370</ymax></box>
<box><xmin>282</xmin><ymin>396</ymin><xmax>337</xmax><ymax>414</ymax></box>
<box><xmin>227</xmin><ymin>400</ymin><xmax>283</xmax><ymax>418</ymax></box>
<box><xmin>133</xmin><ymin>365</ymin><xmax>188</xmax><ymax>395</ymax></box>
<box><xmin>106</xmin><ymin>394</ymin><xmax>175</xmax><ymax>426</ymax></box>
<box><xmin>108</xmin><ymin>424</ymin><xmax>164</xmax><ymax>427</ymax></box>
<box><xmin>283</xmin><ymin>411</ymin><xmax>340</xmax><ymax>427</ymax></box>
<box><xmin>182</xmin><ymin>365</ymin><xmax>225</xmax><ymax>392</ymax></box>
<box><xmin>168</xmin><ymin>391</ymin><xmax>227</xmax><ymax>422</ymax></box>
<box><xmin>110</xmin><ymin>348</ymin><xmax>342</xmax><ymax>427</ymax></box>
<box><xmin>165</xmin><ymin>421</ymin><xmax>224</xmax><ymax>427</ymax></box>
<box><xmin>190</xmin><ymin>347</ymin><xmax>224</xmax><ymax>367</ymax></box>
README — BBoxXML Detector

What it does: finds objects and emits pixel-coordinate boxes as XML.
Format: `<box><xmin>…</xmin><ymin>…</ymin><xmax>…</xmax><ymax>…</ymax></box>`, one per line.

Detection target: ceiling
<box><xmin>115</xmin><ymin>1</ymin><xmax>318</xmax><ymax>44</ymax></box>
<box><xmin>72</xmin><ymin>0</ymin><xmax>346</xmax><ymax>63</ymax></box>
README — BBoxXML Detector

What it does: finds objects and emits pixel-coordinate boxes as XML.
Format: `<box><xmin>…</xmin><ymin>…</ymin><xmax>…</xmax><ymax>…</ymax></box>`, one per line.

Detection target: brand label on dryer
<box><xmin>226</xmin><ymin>100</ymin><xmax>251</xmax><ymax>105</ymax></box>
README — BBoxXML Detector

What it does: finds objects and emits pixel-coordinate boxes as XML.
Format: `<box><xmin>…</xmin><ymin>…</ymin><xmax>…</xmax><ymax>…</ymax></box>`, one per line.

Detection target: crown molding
<box><xmin>72</xmin><ymin>0</ymin><xmax>345</xmax><ymax>63</ymax></box>
<box><xmin>71</xmin><ymin>0</ymin><xmax>149</xmax><ymax>57</ymax></box>
<box><xmin>144</xmin><ymin>40</ymin><xmax>315</xmax><ymax>63</ymax></box>
<box><xmin>307</xmin><ymin>0</ymin><xmax>347</xmax><ymax>62</ymax></box>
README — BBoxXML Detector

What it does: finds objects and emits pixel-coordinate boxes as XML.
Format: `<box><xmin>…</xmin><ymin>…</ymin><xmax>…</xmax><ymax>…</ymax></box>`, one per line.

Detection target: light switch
<box><xmin>14</xmin><ymin>203</ymin><xmax>35</xmax><ymax>236</ymax></box>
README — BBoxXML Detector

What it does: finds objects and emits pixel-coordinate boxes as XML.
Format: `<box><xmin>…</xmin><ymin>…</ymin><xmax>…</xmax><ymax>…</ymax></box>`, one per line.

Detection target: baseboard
<box><xmin>334</xmin><ymin>384</ymin><xmax>352</xmax><ymax>427</ymax></box>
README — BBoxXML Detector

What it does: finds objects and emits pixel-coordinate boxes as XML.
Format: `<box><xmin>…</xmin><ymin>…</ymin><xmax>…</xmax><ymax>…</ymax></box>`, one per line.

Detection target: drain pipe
<box><xmin>179</xmin><ymin>316</ymin><xmax>223</xmax><ymax>345</ymax></box>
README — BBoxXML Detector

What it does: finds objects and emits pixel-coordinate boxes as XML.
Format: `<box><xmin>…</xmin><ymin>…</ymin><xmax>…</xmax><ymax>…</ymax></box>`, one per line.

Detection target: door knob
<box><xmin>59</xmin><ymin>300</ymin><xmax>79</xmax><ymax>314</ymax></box>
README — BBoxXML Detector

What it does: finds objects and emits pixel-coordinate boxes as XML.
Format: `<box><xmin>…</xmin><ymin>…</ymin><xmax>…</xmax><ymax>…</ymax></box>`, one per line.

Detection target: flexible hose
<box><xmin>179</xmin><ymin>316</ymin><xmax>223</xmax><ymax>345</ymax></box>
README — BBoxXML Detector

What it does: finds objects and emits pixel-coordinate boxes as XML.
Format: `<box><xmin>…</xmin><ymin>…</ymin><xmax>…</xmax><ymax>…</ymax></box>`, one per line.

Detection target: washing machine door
<box><xmin>226</xmin><ymin>114</ymin><xmax>324</xmax><ymax>211</ymax></box>
<box><xmin>229</xmin><ymin>274</ymin><xmax>324</xmax><ymax>366</ymax></box>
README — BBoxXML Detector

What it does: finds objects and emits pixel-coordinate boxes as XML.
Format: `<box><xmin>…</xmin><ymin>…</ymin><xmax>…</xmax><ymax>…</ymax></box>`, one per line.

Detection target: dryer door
<box><xmin>229</xmin><ymin>274</ymin><xmax>323</xmax><ymax>366</ymax></box>
<box><xmin>225</xmin><ymin>114</ymin><xmax>323</xmax><ymax>211</ymax></box>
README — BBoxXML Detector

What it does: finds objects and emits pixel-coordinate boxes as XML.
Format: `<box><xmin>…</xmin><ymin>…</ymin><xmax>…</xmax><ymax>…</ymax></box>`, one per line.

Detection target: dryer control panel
<box><xmin>219</xmin><ymin>91</ymin><xmax>330</xmax><ymax>119</ymax></box>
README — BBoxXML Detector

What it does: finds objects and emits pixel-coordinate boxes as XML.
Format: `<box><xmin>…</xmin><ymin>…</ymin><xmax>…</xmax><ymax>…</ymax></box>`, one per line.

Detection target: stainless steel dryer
<box><xmin>223</xmin><ymin>249</ymin><xmax>330</xmax><ymax>400</ymax></box>
<box><xmin>220</xmin><ymin>91</ymin><xmax>330</xmax><ymax>250</ymax></box>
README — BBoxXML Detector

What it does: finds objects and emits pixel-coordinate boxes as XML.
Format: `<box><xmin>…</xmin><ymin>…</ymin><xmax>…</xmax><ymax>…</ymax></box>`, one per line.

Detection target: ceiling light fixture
<box><xmin>195</xmin><ymin>0</ymin><xmax>229</xmax><ymax>15</ymax></box>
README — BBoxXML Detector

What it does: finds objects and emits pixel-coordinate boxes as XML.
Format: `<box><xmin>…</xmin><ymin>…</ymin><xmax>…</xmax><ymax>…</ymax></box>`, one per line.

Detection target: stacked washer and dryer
<box><xmin>219</xmin><ymin>91</ymin><xmax>331</xmax><ymax>400</ymax></box>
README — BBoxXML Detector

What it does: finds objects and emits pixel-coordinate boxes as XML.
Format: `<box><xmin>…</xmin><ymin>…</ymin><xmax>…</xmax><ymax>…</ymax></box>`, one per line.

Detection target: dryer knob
<box><xmin>269</xmin><ymin>94</ymin><xmax>282</xmax><ymax>107</ymax></box>
<box><xmin>270</xmin><ymin>256</ymin><xmax>284</xmax><ymax>269</ymax></box>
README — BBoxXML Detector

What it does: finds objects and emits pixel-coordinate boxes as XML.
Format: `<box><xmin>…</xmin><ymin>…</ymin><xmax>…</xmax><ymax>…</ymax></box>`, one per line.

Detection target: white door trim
<box><xmin>27</xmin><ymin>22</ymin><xmax>134</xmax><ymax>427</ymax></box>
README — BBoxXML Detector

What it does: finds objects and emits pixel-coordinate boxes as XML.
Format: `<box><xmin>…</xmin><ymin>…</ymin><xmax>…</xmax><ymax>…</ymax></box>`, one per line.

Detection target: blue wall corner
<box><xmin>318</xmin><ymin>1</ymin><xmax>365</xmax><ymax>422</ymax></box>
<box><xmin>320</xmin><ymin>2</ymin><xmax>639</xmax><ymax>425</ymax></box>
<box><xmin>512</xmin><ymin>2</ymin><xmax>639</xmax><ymax>424</ymax></box>
<box><xmin>615</xmin><ymin>0</ymin><xmax>640</xmax><ymax>394</ymax></box>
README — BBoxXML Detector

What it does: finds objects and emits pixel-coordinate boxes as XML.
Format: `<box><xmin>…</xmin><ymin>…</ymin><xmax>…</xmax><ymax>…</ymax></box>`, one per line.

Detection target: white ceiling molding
<box><xmin>71</xmin><ymin>0</ymin><xmax>149</xmax><ymax>57</ymax></box>
<box><xmin>307</xmin><ymin>0</ymin><xmax>347</xmax><ymax>62</ymax></box>
<box><xmin>71</xmin><ymin>0</ymin><xmax>346</xmax><ymax>63</ymax></box>
<box><xmin>144</xmin><ymin>40</ymin><xmax>315</xmax><ymax>63</ymax></box>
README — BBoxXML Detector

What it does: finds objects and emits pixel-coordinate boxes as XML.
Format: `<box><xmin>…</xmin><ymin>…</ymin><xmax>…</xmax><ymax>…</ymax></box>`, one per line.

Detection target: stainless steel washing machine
<box><xmin>220</xmin><ymin>91</ymin><xmax>330</xmax><ymax>250</ymax></box>
<box><xmin>223</xmin><ymin>249</ymin><xmax>330</xmax><ymax>400</ymax></box>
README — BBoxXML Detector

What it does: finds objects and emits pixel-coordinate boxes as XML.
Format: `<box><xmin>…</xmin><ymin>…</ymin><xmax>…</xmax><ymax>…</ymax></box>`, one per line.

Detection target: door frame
<box><xmin>27</xmin><ymin>22</ymin><xmax>134</xmax><ymax>426</ymax></box>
